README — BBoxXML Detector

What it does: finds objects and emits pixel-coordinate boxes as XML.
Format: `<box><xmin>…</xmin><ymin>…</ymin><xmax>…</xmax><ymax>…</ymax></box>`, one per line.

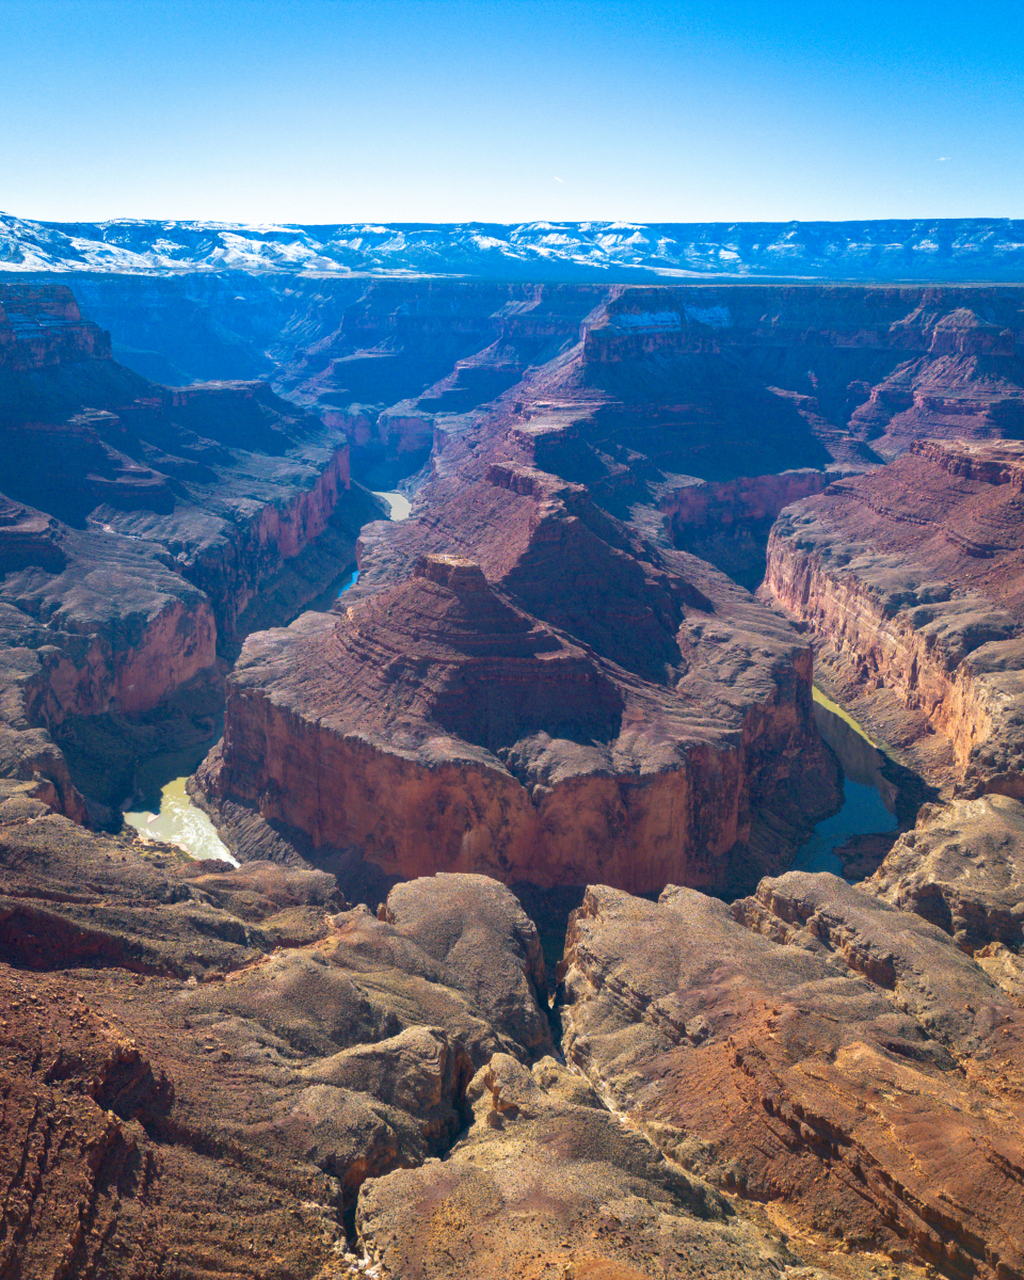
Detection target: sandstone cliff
<box><xmin>202</xmin><ymin>465</ymin><xmax>839</xmax><ymax>893</ymax></box>
<box><xmin>0</xmin><ymin>282</ymin><xmax>110</xmax><ymax>370</ymax></box>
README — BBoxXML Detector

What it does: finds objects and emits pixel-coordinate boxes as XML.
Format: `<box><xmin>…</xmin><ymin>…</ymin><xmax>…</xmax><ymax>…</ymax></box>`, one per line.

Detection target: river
<box><xmin>122</xmin><ymin>488</ymin><xmax>413</xmax><ymax>861</ymax></box>
<box><xmin>123</xmin><ymin>740</ymin><xmax>237</xmax><ymax>864</ymax></box>
<box><xmin>791</xmin><ymin>687</ymin><xmax>899</xmax><ymax>878</ymax></box>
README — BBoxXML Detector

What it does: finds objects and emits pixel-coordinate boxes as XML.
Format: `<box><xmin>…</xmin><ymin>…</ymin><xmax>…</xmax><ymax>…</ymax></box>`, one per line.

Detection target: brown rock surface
<box><xmin>764</xmin><ymin>438</ymin><xmax>1024</xmax><ymax>797</ymax></box>
<box><xmin>0</xmin><ymin>811</ymin><xmax>575</xmax><ymax>1279</ymax></box>
<box><xmin>273</xmin><ymin>281</ymin><xmax>1023</xmax><ymax>492</ymax></box>
<box><xmin>865</xmin><ymin>794</ymin><xmax>1024</xmax><ymax>966</ymax></box>
<box><xmin>557</xmin><ymin>874</ymin><xmax>1024</xmax><ymax>1277</ymax></box>
<box><xmin>0</xmin><ymin>282</ymin><xmax>109</xmax><ymax>371</ymax></box>
<box><xmin>356</xmin><ymin>1054</ymin><xmax>803</xmax><ymax>1280</ymax></box>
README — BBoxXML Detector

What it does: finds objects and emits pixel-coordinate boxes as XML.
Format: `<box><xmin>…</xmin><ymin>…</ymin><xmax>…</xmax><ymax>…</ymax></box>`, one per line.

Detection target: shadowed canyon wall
<box><xmin>0</xmin><ymin>282</ymin><xmax>381</xmax><ymax>820</ymax></box>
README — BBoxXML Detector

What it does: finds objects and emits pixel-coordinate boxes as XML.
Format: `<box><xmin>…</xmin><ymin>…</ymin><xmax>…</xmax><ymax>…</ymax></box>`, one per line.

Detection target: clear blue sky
<box><xmin>3</xmin><ymin>0</ymin><xmax>1022</xmax><ymax>224</ymax></box>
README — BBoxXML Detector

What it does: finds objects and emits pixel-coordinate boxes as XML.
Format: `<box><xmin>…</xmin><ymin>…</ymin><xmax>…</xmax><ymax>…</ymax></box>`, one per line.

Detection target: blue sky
<box><xmin>3</xmin><ymin>0</ymin><xmax>1022</xmax><ymax>223</ymax></box>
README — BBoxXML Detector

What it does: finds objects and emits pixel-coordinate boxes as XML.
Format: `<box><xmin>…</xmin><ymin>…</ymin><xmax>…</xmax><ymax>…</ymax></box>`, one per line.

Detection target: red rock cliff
<box><xmin>205</xmin><ymin>494</ymin><xmax>837</xmax><ymax>893</ymax></box>
<box><xmin>764</xmin><ymin>438</ymin><xmax>1024</xmax><ymax>797</ymax></box>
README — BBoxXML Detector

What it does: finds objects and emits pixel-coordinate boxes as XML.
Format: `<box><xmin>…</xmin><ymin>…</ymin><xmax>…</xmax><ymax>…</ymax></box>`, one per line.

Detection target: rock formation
<box><xmin>8</xmin><ymin>267</ymin><xmax>1024</xmax><ymax>1280</ymax></box>
<box><xmin>866</xmin><ymin>793</ymin><xmax>1024</xmax><ymax>992</ymax></box>
<box><xmin>201</xmin><ymin>448</ymin><xmax>840</xmax><ymax>893</ymax></box>
<box><xmin>358</xmin><ymin>1053</ymin><xmax>801</xmax><ymax>1280</ymax></box>
<box><xmin>558</xmin><ymin>872</ymin><xmax>1024</xmax><ymax>1278</ymax></box>
<box><xmin>764</xmin><ymin>438</ymin><xmax>1024</xmax><ymax>797</ymax></box>
<box><xmin>2</xmin><ymin>778</ymin><xmax>831</xmax><ymax>1279</ymax></box>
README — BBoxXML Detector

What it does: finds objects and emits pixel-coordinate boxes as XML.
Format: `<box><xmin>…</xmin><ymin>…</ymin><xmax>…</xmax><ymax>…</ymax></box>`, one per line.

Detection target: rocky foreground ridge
<box><xmin>5</xmin><ymin>781</ymin><xmax>1024</xmax><ymax>1277</ymax></box>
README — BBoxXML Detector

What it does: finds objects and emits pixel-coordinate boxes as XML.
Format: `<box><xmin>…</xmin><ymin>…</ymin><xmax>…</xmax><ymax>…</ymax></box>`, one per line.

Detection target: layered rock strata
<box><xmin>1</xmin><ymin>785</ymin><xmax>826</xmax><ymax>1280</ymax></box>
<box><xmin>16</xmin><ymin>276</ymin><xmax>1024</xmax><ymax>596</ymax></box>
<box><xmin>764</xmin><ymin>438</ymin><xmax>1024</xmax><ymax>797</ymax></box>
<box><xmin>203</xmin><ymin>494</ymin><xmax>837</xmax><ymax>891</ymax></box>
<box><xmin>8</xmin><ymin>214</ymin><xmax>1024</xmax><ymax>281</ymax></box>
<box><xmin>357</xmin><ymin>1053</ymin><xmax>802</xmax><ymax>1280</ymax></box>
<box><xmin>0</xmin><ymin>282</ymin><xmax>109</xmax><ymax>369</ymax></box>
<box><xmin>659</xmin><ymin>468</ymin><xmax>829</xmax><ymax>588</ymax></box>
<box><xmin>558</xmin><ymin>872</ymin><xmax>1024</xmax><ymax>1278</ymax></box>
<box><xmin>29</xmin><ymin>274</ymin><xmax>1022</xmax><ymax>488</ymax></box>
<box><xmin>866</xmin><ymin>794</ymin><xmax>1024</xmax><ymax>994</ymax></box>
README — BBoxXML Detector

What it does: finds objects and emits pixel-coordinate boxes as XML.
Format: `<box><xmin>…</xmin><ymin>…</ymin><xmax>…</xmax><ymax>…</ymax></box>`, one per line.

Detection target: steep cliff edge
<box><xmin>764</xmin><ymin>438</ymin><xmax>1024</xmax><ymax>797</ymax></box>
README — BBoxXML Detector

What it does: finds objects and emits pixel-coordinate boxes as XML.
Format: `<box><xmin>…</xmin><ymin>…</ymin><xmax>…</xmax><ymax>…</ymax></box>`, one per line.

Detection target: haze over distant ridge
<box><xmin>2</xmin><ymin>213</ymin><xmax>1023</xmax><ymax>282</ymax></box>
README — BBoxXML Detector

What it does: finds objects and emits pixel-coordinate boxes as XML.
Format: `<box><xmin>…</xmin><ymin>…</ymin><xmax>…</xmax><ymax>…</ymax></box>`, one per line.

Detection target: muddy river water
<box><xmin>792</xmin><ymin>687</ymin><xmax>899</xmax><ymax>877</ymax></box>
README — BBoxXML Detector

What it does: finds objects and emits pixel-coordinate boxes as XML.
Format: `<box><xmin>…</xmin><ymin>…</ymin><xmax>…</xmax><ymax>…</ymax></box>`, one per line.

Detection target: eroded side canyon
<box><xmin>0</xmin><ymin>282</ymin><xmax>382</xmax><ymax>824</ymax></box>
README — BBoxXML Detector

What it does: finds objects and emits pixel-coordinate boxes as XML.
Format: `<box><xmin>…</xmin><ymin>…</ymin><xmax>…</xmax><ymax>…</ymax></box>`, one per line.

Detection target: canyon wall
<box><xmin>9</xmin><ymin>275</ymin><xmax>1021</xmax><ymax>506</ymax></box>
<box><xmin>0</xmin><ymin>282</ymin><xmax>378</xmax><ymax>821</ymax></box>
<box><xmin>659</xmin><ymin>468</ymin><xmax>829</xmax><ymax>587</ymax></box>
<box><xmin>202</xmin><ymin>438</ymin><xmax>840</xmax><ymax>894</ymax></box>
<box><xmin>0</xmin><ymin>282</ymin><xmax>110</xmax><ymax>370</ymax></box>
<box><xmin>764</xmin><ymin>439</ymin><xmax>1024</xmax><ymax>797</ymax></box>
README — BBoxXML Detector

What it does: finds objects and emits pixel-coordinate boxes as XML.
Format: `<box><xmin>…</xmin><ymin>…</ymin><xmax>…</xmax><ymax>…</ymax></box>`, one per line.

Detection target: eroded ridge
<box><xmin>201</xmin><ymin>469</ymin><xmax>839</xmax><ymax>894</ymax></box>
<box><xmin>558</xmin><ymin>868</ymin><xmax>1024</xmax><ymax>1278</ymax></box>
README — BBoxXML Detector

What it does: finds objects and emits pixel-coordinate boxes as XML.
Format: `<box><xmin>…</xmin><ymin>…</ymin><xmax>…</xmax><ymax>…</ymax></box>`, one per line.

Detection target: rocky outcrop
<box><xmin>558</xmin><ymin>873</ymin><xmax>1024</xmax><ymax>1277</ymax></box>
<box><xmin>865</xmin><ymin>795</ymin><xmax>1024</xmax><ymax>989</ymax></box>
<box><xmin>202</xmin><ymin>478</ymin><xmax>838</xmax><ymax>892</ymax></box>
<box><xmin>357</xmin><ymin>1054</ymin><xmax>800</xmax><ymax>1280</ymax></box>
<box><xmin>0</xmin><ymin>798</ymin><xmax>581</xmax><ymax>1280</ymax></box>
<box><xmin>5</xmin><ymin>783</ymin><xmax>865</xmax><ymax>1279</ymax></box>
<box><xmin>764</xmin><ymin>438</ymin><xmax>1024</xmax><ymax>797</ymax></box>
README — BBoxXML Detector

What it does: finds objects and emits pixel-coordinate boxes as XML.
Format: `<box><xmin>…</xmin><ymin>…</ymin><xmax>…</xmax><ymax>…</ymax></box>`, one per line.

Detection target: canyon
<box><xmin>3</xmin><ymin>265</ymin><xmax>1024</xmax><ymax>1279</ymax></box>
